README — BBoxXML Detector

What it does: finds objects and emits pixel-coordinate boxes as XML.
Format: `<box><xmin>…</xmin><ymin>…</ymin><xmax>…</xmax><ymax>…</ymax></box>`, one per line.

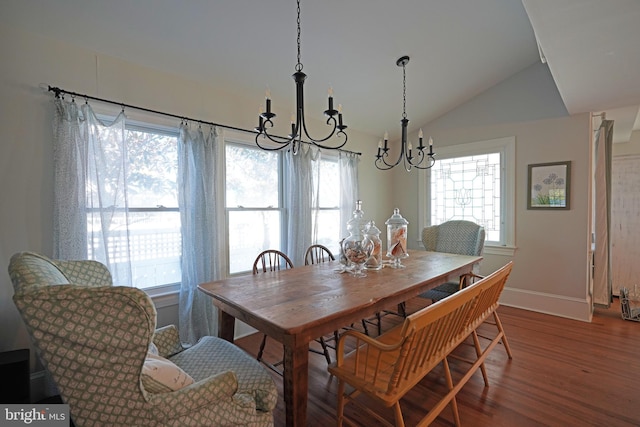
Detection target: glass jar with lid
<box><xmin>364</xmin><ymin>221</ymin><xmax>383</xmax><ymax>270</ymax></box>
<box><xmin>385</xmin><ymin>208</ymin><xmax>409</xmax><ymax>268</ymax></box>
<box><xmin>342</xmin><ymin>200</ymin><xmax>373</xmax><ymax>277</ymax></box>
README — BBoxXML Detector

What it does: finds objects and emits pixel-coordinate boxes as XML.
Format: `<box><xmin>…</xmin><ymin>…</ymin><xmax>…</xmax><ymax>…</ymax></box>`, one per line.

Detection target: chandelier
<box><xmin>255</xmin><ymin>0</ymin><xmax>348</xmax><ymax>154</ymax></box>
<box><xmin>375</xmin><ymin>56</ymin><xmax>435</xmax><ymax>171</ymax></box>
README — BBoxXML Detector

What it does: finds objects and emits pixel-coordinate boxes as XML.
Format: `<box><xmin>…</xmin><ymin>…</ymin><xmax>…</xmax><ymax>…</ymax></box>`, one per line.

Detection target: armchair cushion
<box><xmin>141</xmin><ymin>353</ymin><xmax>195</xmax><ymax>393</ymax></box>
<box><xmin>170</xmin><ymin>335</ymin><xmax>279</xmax><ymax>413</ymax></box>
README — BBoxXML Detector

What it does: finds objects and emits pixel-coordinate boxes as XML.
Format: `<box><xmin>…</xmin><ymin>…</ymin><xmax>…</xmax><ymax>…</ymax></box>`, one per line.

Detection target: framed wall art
<box><xmin>527</xmin><ymin>161</ymin><xmax>571</xmax><ymax>210</ymax></box>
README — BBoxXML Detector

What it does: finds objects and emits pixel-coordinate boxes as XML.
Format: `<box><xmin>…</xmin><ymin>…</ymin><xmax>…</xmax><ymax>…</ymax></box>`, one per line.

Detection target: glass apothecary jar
<box><xmin>385</xmin><ymin>208</ymin><xmax>409</xmax><ymax>268</ymax></box>
<box><xmin>342</xmin><ymin>200</ymin><xmax>373</xmax><ymax>277</ymax></box>
<box><xmin>364</xmin><ymin>221</ymin><xmax>382</xmax><ymax>270</ymax></box>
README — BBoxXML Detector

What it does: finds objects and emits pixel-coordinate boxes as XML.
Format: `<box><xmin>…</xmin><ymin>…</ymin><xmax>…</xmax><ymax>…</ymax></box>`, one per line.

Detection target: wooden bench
<box><xmin>327</xmin><ymin>262</ymin><xmax>514</xmax><ymax>427</ymax></box>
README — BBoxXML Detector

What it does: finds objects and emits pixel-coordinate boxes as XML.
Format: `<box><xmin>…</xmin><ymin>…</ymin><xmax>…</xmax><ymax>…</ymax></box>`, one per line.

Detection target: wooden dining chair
<box><xmin>304</xmin><ymin>244</ymin><xmax>340</xmax><ymax>364</ymax></box>
<box><xmin>252</xmin><ymin>250</ymin><xmax>293</xmax><ymax>375</ymax></box>
<box><xmin>253</xmin><ymin>249</ymin><xmax>334</xmax><ymax>371</ymax></box>
<box><xmin>304</xmin><ymin>244</ymin><xmax>335</xmax><ymax>265</ymax></box>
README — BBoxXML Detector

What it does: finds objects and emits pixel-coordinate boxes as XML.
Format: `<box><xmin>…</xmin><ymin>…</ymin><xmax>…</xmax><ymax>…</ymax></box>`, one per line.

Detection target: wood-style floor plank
<box><xmin>235</xmin><ymin>297</ymin><xmax>640</xmax><ymax>426</ymax></box>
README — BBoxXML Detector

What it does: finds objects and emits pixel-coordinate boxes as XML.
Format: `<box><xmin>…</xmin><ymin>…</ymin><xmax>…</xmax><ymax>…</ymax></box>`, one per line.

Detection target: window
<box><xmin>313</xmin><ymin>156</ymin><xmax>341</xmax><ymax>255</ymax></box>
<box><xmin>225</xmin><ymin>142</ymin><xmax>282</xmax><ymax>274</ymax></box>
<box><xmin>87</xmin><ymin>122</ymin><xmax>181</xmax><ymax>290</ymax></box>
<box><xmin>224</xmin><ymin>138</ymin><xmax>347</xmax><ymax>274</ymax></box>
<box><xmin>419</xmin><ymin>136</ymin><xmax>515</xmax><ymax>249</ymax></box>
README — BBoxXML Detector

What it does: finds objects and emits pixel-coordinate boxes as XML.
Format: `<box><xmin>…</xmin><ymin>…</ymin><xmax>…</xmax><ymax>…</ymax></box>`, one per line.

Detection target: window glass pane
<box><xmin>314</xmin><ymin>209</ymin><xmax>341</xmax><ymax>255</ymax></box>
<box><xmin>318</xmin><ymin>158</ymin><xmax>339</xmax><ymax>207</ymax></box>
<box><xmin>228</xmin><ymin>210</ymin><xmax>281</xmax><ymax>274</ymax></box>
<box><xmin>126</xmin><ymin>129</ymin><xmax>178</xmax><ymax>208</ymax></box>
<box><xmin>86</xmin><ymin>123</ymin><xmax>181</xmax><ymax>290</ymax></box>
<box><xmin>226</xmin><ymin>144</ymin><xmax>279</xmax><ymax>207</ymax></box>
<box><xmin>430</xmin><ymin>152</ymin><xmax>501</xmax><ymax>242</ymax></box>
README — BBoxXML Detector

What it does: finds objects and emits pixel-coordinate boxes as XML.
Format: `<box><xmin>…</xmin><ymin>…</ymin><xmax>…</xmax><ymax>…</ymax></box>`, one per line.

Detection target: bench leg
<box><xmin>393</xmin><ymin>402</ymin><xmax>405</xmax><ymax>427</ymax></box>
<box><xmin>443</xmin><ymin>357</ymin><xmax>461</xmax><ymax>427</ymax></box>
<box><xmin>472</xmin><ymin>330</ymin><xmax>490</xmax><ymax>386</ymax></box>
<box><xmin>336</xmin><ymin>380</ymin><xmax>346</xmax><ymax>427</ymax></box>
<box><xmin>493</xmin><ymin>312</ymin><xmax>513</xmax><ymax>358</ymax></box>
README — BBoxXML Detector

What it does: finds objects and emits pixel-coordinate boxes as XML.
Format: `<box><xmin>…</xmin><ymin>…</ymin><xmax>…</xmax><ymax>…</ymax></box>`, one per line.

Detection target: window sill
<box><xmin>146</xmin><ymin>283</ymin><xmax>180</xmax><ymax>308</ymax></box>
<box><xmin>484</xmin><ymin>245</ymin><xmax>517</xmax><ymax>257</ymax></box>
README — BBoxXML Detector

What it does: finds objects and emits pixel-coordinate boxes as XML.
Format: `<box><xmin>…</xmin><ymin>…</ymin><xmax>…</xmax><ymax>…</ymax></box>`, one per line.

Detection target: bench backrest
<box><xmin>332</xmin><ymin>262</ymin><xmax>513</xmax><ymax>402</ymax></box>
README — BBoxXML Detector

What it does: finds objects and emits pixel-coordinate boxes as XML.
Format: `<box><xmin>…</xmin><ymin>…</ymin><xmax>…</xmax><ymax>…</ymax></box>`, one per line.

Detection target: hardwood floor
<box><xmin>235</xmin><ymin>297</ymin><xmax>640</xmax><ymax>426</ymax></box>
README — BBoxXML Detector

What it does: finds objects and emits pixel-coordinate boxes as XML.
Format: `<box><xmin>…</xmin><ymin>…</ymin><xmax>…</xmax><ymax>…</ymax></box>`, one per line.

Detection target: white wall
<box><xmin>392</xmin><ymin>62</ymin><xmax>593</xmax><ymax>321</ymax></box>
<box><xmin>0</xmin><ymin>25</ymin><xmax>387</xmax><ymax>360</ymax></box>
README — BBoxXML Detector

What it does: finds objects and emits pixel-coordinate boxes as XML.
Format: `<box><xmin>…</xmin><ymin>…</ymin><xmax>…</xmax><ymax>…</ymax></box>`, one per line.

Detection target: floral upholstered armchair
<box><xmin>9</xmin><ymin>251</ymin><xmax>278</xmax><ymax>427</ymax></box>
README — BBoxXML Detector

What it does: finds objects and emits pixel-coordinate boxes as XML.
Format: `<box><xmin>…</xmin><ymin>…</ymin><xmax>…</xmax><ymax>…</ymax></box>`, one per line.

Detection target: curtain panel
<box><xmin>178</xmin><ymin>124</ymin><xmax>220</xmax><ymax>344</ymax></box>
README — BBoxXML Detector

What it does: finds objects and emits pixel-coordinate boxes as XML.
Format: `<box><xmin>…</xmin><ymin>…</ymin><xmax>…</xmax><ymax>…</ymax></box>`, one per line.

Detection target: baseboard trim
<box><xmin>500</xmin><ymin>286</ymin><xmax>592</xmax><ymax>322</ymax></box>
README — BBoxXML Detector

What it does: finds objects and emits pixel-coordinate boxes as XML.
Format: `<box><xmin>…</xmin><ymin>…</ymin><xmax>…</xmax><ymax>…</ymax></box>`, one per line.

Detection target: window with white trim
<box><xmin>420</xmin><ymin>136</ymin><xmax>515</xmax><ymax>248</ymax></box>
<box><xmin>225</xmin><ymin>142</ymin><xmax>283</xmax><ymax>274</ymax></box>
<box><xmin>224</xmin><ymin>140</ymin><xmax>345</xmax><ymax>274</ymax></box>
<box><xmin>87</xmin><ymin>122</ymin><xmax>181</xmax><ymax>290</ymax></box>
<box><xmin>313</xmin><ymin>155</ymin><xmax>341</xmax><ymax>255</ymax></box>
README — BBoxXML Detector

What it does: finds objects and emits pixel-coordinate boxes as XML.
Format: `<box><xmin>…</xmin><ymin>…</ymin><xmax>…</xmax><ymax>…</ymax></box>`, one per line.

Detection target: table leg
<box><xmin>283</xmin><ymin>340</ymin><xmax>309</xmax><ymax>427</ymax></box>
<box><xmin>218</xmin><ymin>310</ymin><xmax>235</xmax><ymax>342</ymax></box>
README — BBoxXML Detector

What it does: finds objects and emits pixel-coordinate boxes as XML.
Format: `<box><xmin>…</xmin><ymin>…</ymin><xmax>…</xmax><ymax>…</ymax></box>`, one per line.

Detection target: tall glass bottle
<box><xmin>385</xmin><ymin>208</ymin><xmax>409</xmax><ymax>268</ymax></box>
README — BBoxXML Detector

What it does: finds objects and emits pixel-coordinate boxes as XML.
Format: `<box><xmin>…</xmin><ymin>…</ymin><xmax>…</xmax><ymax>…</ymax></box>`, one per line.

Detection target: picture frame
<box><xmin>527</xmin><ymin>161</ymin><xmax>571</xmax><ymax>210</ymax></box>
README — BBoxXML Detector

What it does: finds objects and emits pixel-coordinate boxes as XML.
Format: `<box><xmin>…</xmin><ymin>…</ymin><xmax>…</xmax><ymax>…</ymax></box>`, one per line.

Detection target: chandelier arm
<box><xmin>409</xmin><ymin>155</ymin><xmax>437</xmax><ymax>170</ymax></box>
<box><xmin>375</xmin><ymin>138</ymin><xmax>407</xmax><ymax>170</ymax></box>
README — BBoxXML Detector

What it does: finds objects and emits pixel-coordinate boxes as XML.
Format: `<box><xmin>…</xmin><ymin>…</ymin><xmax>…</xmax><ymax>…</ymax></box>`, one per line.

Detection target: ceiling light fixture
<box><xmin>375</xmin><ymin>56</ymin><xmax>435</xmax><ymax>171</ymax></box>
<box><xmin>255</xmin><ymin>0</ymin><xmax>347</xmax><ymax>154</ymax></box>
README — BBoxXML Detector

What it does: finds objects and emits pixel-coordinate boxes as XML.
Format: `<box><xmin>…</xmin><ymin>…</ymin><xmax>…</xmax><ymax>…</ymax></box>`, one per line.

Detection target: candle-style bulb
<box><xmin>419</xmin><ymin>128</ymin><xmax>423</xmax><ymax>139</ymax></box>
<box><xmin>265</xmin><ymin>87</ymin><xmax>271</xmax><ymax>100</ymax></box>
<box><xmin>429</xmin><ymin>136</ymin><xmax>433</xmax><ymax>147</ymax></box>
<box><xmin>338</xmin><ymin>104</ymin><xmax>342</xmax><ymax>114</ymax></box>
<box><xmin>384</xmin><ymin>131</ymin><xmax>389</xmax><ymax>141</ymax></box>
<box><xmin>378</xmin><ymin>139</ymin><xmax>383</xmax><ymax>149</ymax></box>
<box><xmin>328</xmin><ymin>86</ymin><xmax>334</xmax><ymax>97</ymax></box>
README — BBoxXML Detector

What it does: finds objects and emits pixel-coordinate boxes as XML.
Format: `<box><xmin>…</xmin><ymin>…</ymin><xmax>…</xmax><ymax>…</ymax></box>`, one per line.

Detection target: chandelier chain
<box><xmin>402</xmin><ymin>62</ymin><xmax>407</xmax><ymax>119</ymax></box>
<box><xmin>296</xmin><ymin>0</ymin><xmax>303</xmax><ymax>72</ymax></box>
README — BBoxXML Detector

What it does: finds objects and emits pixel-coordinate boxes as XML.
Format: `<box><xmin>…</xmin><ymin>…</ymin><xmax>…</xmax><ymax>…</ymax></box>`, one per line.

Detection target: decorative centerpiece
<box><xmin>342</xmin><ymin>201</ymin><xmax>374</xmax><ymax>277</ymax></box>
<box><xmin>385</xmin><ymin>208</ymin><xmax>409</xmax><ymax>268</ymax></box>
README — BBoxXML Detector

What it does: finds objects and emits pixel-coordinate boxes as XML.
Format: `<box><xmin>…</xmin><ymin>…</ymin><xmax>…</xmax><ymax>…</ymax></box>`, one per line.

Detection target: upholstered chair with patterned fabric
<box><xmin>9</xmin><ymin>251</ymin><xmax>278</xmax><ymax>427</ymax></box>
<box><xmin>420</xmin><ymin>220</ymin><xmax>485</xmax><ymax>302</ymax></box>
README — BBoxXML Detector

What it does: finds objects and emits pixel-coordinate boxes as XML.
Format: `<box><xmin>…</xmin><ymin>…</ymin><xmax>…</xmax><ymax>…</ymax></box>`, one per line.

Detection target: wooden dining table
<box><xmin>198</xmin><ymin>250</ymin><xmax>482</xmax><ymax>427</ymax></box>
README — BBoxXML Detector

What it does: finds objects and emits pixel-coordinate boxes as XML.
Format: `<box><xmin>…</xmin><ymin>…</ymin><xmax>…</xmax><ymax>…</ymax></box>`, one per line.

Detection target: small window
<box><xmin>420</xmin><ymin>136</ymin><xmax>515</xmax><ymax>247</ymax></box>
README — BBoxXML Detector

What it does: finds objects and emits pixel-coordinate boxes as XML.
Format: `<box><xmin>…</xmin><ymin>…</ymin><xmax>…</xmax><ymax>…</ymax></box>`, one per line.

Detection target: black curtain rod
<box><xmin>47</xmin><ymin>85</ymin><xmax>362</xmax><ymax>156</ymax></box>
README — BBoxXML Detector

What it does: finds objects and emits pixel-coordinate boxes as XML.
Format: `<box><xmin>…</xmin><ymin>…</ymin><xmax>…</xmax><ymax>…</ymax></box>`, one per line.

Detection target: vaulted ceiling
<box><xmin>3</xmin><ymin>0</ymin><xmax>639</xmax><ymax>142</ymax></box>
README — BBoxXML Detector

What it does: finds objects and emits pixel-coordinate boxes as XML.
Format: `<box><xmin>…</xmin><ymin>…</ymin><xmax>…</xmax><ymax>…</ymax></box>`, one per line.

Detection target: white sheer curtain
<box><xmin>284</xmin><ymin>145</ymin><xmax>321</xmax><ymax>267</ymax></box>
<box><xmin>53</xmin><ymin>98</ymin><xmax>133</xmax><ymax>286</ymax></box>
<box><xmin>339</xmin><ymin>151</ymin><xmax>359</xmax><ymax>239</ymax></box>
<box><xmin>178</xmin><ymin>123</ymin><xmax>219</xmax><ymax>344</ymax></box>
